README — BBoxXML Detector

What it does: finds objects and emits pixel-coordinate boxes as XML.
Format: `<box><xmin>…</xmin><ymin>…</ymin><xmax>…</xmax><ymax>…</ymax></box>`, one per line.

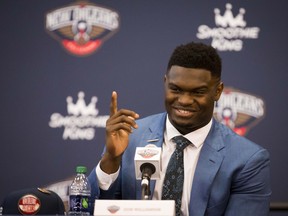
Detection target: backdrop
<box><xmin>1</xmin><ymin>0</ymin><xmax>287</xmax><ymax>214</ymax></box>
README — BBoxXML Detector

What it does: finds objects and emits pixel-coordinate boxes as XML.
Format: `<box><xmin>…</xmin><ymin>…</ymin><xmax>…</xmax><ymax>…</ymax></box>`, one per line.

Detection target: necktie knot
<box><xmin>172</xmin><ymin>135</ymin><xmax>191</xmax><ymax>151</ymax></box>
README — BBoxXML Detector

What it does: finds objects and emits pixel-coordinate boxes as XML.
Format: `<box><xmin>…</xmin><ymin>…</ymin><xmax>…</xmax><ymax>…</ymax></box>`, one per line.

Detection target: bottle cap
<box><xmin>76</xmin><ymin>166</ymin><xmax>87</xmax><ymax>174</ymax></box>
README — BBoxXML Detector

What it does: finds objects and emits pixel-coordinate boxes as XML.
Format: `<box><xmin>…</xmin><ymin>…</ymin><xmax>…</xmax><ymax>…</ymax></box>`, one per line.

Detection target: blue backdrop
<box><xmin>1</xmin><ymin>0</ymin><xmax>287</xmax><ymax>213</ymax></box>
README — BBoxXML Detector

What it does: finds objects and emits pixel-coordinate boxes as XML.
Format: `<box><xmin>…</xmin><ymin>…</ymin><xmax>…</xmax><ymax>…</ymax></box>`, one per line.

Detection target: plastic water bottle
<box><xmin>69</xmin><ymin>166</ymin><xmax>91</xmax><ymax>215</ymax></box>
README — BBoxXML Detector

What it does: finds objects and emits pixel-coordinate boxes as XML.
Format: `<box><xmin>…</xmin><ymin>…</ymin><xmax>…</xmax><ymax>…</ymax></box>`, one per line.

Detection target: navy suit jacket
<box><xmin>88</xmin><ymin>112</ymin><xmax>271</xmax><ymax>215</ymax></box>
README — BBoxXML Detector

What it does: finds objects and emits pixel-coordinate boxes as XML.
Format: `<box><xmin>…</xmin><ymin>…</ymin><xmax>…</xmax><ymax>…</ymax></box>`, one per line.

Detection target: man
<box><xmin>88</xmin><ymin>42</ymin><xmax>271</xmax><ymax>215</ymax></box>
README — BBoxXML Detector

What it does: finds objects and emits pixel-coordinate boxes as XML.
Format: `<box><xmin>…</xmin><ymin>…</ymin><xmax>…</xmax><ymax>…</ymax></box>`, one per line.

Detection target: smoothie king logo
<box><xmin>196</xmin><ymin>3</ymin><xmax>260</xmax><ymax>51</ymax></box>
<box><xmin>214</xmin><ymin>87</ymin><xmax>265</xmax><ymax>136</ymax></box>
<box><xmin>49</xmin><ymin>92</ymin><xmax>109</xmax><ymax>140</ymax></box>
<box><xmin>45</xmin><ymin>1</ymin><xmax>120</xmax><ymax>56</ymax></box>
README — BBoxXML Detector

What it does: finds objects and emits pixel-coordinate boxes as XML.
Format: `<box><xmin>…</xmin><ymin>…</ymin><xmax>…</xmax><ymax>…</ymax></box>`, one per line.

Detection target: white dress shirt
<box><xmin>96</xmin><ymin>117</ymin><xmax>212</xmax><ymax>216</ymax></box>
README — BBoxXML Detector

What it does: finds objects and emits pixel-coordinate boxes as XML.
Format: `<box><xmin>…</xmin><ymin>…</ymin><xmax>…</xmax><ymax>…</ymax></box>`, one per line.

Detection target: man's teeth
<box><xmin>178</xmin><ymin>109</ymin><xmax>191</xmax><ymax>114</ymax></box>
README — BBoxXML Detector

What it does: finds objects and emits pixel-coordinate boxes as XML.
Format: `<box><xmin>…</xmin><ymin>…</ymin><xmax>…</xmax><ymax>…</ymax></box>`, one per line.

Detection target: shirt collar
<box><xmin>165</xmin><ymin>116</ymin><xmax>212</xmax><ymax>148</ymax></box>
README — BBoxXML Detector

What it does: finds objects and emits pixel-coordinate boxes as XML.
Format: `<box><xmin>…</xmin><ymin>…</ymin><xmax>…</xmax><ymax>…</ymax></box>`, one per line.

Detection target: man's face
<box><xmin>164</xmin><ymin>65</ymin><xmax>223</xmax><ymax>134</ymax></box>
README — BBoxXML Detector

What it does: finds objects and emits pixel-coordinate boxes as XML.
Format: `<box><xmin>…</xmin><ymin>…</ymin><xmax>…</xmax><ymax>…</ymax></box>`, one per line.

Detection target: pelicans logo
<box><xmin>45</xmin><ymin>1</ymin><xmax>120</xmax><ymax>56</ymax></box>
<box><xmin>107</xmin><ymin>205</ymin><xmax>120</xmax><ymax>214</ymax></box>
<box><xmin>214</xmin><ymin>87</ymin><xmax>265</xmax><ymax>136</ymax></box>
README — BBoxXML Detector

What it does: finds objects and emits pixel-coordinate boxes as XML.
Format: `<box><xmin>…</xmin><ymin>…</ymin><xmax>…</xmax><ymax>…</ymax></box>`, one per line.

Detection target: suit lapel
<box><xmin>189</xmin><ymin>121</ymin><xmax>225</xmax><ymax>215</ymax></box>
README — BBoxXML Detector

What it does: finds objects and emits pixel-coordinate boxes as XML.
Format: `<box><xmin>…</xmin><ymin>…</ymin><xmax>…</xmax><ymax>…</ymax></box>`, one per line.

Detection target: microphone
<box><xmin>134</xmin><ymin>144</ymin><xmax>161</xmax><ymax>200</ymax></box>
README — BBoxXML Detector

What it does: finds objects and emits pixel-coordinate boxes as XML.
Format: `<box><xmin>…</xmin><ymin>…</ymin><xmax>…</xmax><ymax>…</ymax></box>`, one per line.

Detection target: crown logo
<box><xmin>214</xmin><ymin>3</ymin><xmax>246</xmax><ymax>28</ymax></box>
<box><xmin>66</xmin><ymin>91</ymin><xmax>99</xmax><ymax>116</ymax></box>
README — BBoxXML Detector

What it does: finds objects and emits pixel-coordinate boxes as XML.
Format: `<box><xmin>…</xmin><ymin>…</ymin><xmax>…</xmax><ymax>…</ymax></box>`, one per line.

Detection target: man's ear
<box><xmin>164</xmin><ymin>75</ymin><xmax>168</xmax><ymax>86</ymax></box>
<box><xmin>214</xmin><ymin>82</ymin><xmax>224</xmax><ymax>101</ymax></box>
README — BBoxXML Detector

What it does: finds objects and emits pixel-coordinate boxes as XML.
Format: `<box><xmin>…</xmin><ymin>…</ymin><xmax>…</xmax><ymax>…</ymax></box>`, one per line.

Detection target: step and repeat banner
<box><xmin>1</xmin><ymin>0</ymin><xmax>287</xmax><ymax>208</ymax></box>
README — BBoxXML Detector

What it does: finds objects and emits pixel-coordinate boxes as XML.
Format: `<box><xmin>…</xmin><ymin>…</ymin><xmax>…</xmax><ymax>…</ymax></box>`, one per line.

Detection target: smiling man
<box><xmin>88</xmin><ymin>42</ymin><xmax>271</xmax><ymax>216</ymax></box>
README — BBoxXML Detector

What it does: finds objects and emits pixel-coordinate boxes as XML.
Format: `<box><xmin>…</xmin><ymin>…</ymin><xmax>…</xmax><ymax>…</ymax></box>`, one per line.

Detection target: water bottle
<box><xmin>69</xmin><ymin>166</ymin><xmax>91</xmax><ymax>215</ymax></box>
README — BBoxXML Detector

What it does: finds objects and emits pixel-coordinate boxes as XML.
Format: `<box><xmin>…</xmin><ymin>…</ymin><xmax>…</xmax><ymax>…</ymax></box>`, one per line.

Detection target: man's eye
<box><xmin>194</xmin><ymin>90</ymin><xmax>206</xmax><ymax>95</ymax></box>
<box><xmin>170</xmin><ymin>87</ymin><xmax>181</xmax><ymax>92</ymax></box>
<box><xmin>195</xmin><ymin>91</ymin><xmax>204</xmax><ymax>94</ymax></box>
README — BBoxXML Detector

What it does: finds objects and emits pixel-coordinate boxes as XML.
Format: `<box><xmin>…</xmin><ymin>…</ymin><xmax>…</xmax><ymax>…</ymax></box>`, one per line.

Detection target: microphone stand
<box><xmin>141</xmin><ymin>174</ymin><xmax>151</xmax><ymax>200</ymax></box>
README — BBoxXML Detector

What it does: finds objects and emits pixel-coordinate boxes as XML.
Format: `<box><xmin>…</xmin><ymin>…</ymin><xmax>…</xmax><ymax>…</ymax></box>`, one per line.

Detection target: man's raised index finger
<box><xmin>110</xmin><ymin>91</ymin><xmax>118</xmax><ymax>116</ymax></box>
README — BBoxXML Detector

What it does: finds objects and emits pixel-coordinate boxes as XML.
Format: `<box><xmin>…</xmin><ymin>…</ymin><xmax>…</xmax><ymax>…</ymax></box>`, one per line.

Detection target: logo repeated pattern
<box><xmin>46</xmin><ymin>3</ymin><xmax>266</xmax><ymax>140</ymax></box>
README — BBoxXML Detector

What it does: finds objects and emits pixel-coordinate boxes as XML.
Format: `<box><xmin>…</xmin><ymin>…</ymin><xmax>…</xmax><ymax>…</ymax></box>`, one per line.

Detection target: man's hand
<box><xmin>100</xmin><ymin>91</ymin><xmax>139</xmax><ymax>174</ymax></box>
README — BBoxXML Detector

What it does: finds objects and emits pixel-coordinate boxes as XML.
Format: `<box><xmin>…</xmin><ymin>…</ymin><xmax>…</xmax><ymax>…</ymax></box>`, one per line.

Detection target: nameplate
<box><xmin>94</xmin><ymin>200</ymin><xmax>175</xmax><ymax>216</ymax></box>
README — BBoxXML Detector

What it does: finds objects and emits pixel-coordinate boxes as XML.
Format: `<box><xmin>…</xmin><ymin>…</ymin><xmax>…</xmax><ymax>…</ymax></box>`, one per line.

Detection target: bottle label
<box><xmin>69</xmin><ymin>195</ymin><xmax>90</xmax><ymax>213</ymax></box>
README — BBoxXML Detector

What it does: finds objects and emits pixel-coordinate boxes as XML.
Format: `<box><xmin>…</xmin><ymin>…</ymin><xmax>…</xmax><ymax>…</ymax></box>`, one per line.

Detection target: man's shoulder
<box><xmin>211</xmin><ymin>121</ymin><xmax>270</xmax><ymax>170</ymax></box>
<box><xmin>213</xmin><ymin>120</ymin><xmax>266</xmax><ymax>152</ymax></box>
<box><xmin>130</xmin><ymin>112</ymin><xmax>166</xmax><ymax>136</ymax></box>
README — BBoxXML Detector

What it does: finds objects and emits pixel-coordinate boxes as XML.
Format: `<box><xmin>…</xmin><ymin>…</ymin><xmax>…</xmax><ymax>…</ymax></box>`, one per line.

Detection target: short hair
<box><xmin>167</xmin><ymin>42</ymin><xmax>222</xmax><ymax>78</ymax></box>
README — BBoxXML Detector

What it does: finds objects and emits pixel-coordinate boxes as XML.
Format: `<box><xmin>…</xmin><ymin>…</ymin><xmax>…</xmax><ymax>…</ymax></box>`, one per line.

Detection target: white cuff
<box><xmin>96</xmin><ymin>161</ymin><xmax>120</xmax><ymax>190</ymax></box>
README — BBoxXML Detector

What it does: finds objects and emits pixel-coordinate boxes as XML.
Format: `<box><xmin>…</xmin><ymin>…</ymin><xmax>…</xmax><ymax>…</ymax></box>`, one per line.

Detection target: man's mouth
<box><xmin>175</xmin><ymin>108</ymin><xmax>195</xmax><ymax>117</ymax></box>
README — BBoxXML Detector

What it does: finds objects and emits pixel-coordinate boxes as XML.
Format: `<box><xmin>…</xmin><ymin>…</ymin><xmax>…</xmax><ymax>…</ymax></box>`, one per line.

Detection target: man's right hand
<box><xmin>100</xmin><ymin>91</ymin><xmax>139</xmax><ymax>174</ymax></box>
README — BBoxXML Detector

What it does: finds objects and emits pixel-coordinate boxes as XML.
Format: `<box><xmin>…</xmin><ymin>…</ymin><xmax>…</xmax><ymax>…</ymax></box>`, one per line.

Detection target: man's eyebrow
<box><xmin>168</xmin><ymin>83</ymin><xmax>209</xmax><ymax>92</ymax></box>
